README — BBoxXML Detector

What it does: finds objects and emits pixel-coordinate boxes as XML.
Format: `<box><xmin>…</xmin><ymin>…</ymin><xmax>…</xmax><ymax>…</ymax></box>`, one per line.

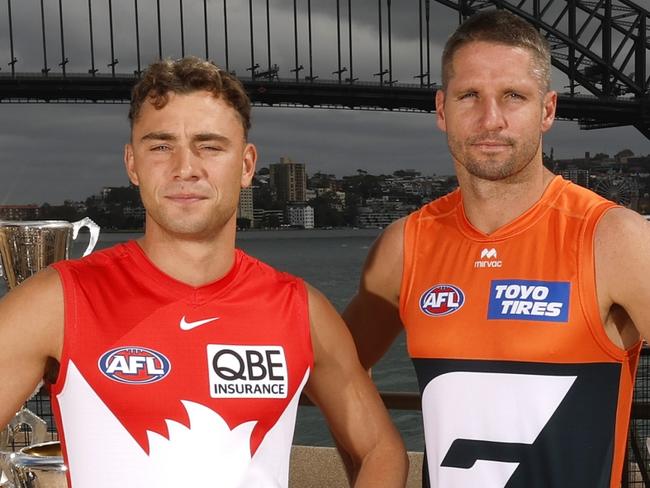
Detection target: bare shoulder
<box><xmin>372</xmin><ymin>217</ymin><xmax>406</xmax><ymax>260</ymax></box>
<box><xmin>595</xmin><ymin>207</ymin><xmax>650</xmax><ymax>264</ymax></box>
<box><xmin>305</xmin><ymin>283</ymin><xmax>346</xmax><ymax>337</ymax></box>
<box><xmin>594</xmin><ymin>207</ymin><xmax>650</xmax><ymax>331</ymax></box>
<box><xmin>378</xmin><ymin>216</ymin><xmax>407</xmax><ymax>244</ymax></box>
<box><xmin>304</xmin><ymin>282</ymin><xmax>361</xmax><ymax>372</ymax></box>
<box><xmin>360</xmin><ymin>217</ymin><xmax>406</xmax><ymax>299</ymax></box>
<box><xmin>305</xmin><ymin>282</ymin><xmax>330</xmax><ymax>321</ymax></box>
<box><xmin>2</xmin><ymin>266</ymin><xmax>64</xmax><ymax>310</ymax></box>
<box><xmin>0</xmin><ymin>267</ymin><xmax>64</xmax><ymax>360</ymax></box>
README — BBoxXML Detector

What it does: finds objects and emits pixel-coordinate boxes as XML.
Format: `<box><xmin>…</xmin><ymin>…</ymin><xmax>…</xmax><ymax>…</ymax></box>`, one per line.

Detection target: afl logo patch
<box><xmin>419</xmin><ymin>284</ymin><xmax>465</xmax><ymax>316</ymax></box>
<box><xmin>98</xmin><ymin>346</ymin><xmax>171</xmax><ymax>384</ymax></box>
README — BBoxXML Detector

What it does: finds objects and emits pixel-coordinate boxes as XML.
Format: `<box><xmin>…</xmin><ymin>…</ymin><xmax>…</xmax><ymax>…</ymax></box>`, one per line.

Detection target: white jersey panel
<box><xmin>421</xmin><ymin>371</ymin><xmax>576</xmax><ymax>488</ymax></box>
<box><xmin>57</xmin><ymin>361</ymin><xmax>309</xmax><ymax>488</ymax></box>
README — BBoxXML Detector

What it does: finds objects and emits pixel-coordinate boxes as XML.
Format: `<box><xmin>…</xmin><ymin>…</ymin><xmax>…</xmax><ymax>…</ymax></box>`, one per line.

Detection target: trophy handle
<box><xmin>71</xmin><ymin>218</ymin><xmax>100</xmax><ymax>257</ymax></box>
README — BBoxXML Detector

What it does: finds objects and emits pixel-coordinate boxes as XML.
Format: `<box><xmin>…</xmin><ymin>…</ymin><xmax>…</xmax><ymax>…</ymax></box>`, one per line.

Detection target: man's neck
<box><xmin>137</xmin><ymin>224</ymin><xmax>237</xmax><ymax>287</ymax></box>
<box><xmin>458</xmin><ymin>164</ymin><xmax>556</xmax><ymax>235</ymax></box>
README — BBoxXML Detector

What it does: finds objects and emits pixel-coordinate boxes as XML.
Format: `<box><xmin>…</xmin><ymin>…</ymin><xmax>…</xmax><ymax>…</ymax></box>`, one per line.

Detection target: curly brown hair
<box><xmin>128</xmin><ymin>57</ymin><xmax>252</xmax><ymax>138</ymax></box>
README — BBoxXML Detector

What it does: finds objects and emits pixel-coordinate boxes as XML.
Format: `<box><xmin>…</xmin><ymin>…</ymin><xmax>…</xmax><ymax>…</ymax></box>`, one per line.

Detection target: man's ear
<box><xmin>241</xmin><ymin>143</ymin><xmax>257</xmax><ymax>188</ymax></box>
<box><xmin>541</xmin><ymin>90</ymin><xmax>557</xmax><ymax>133</ymax></box>
<box><xmin>435</xmin><ymin>89</ymin><xmax>447</xmax><ymax>133</ymax></box>
<box><xmin>124</xmin><ymin>143</ymin><xmax>139</xmax><ymax>186</ymax></box>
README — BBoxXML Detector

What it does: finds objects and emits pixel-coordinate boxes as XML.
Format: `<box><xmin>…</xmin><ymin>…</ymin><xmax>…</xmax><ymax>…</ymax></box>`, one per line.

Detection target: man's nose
<box><xmin>172</xmin><ymin>147</ymin><xmax>201</xmax><ymax>180</ymax></box>
<box><xmin>478</xmin><ymin>98</ymin><xmax>507</xmax><ymax>132</ymax></box>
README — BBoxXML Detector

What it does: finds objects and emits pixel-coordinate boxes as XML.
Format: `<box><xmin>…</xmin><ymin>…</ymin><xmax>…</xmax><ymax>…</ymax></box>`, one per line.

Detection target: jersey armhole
<box><xmin>577</xmin><ymin>202</ymin><xmax>639</xmax><ymax>360</ymax></box>
<box><xmin>295</xmin><ymin>278</ymin><xmax>315</xmax><ymax>373</ymax></box>
<box><xmin>399</xmin><ymin>211</ymin><xmax>419</xmax><ymax>328</ymax></box>
<box><xmin>49</xmin><ymin>263</ymin><xmax>77</xmax><ymax>396</ymax></box>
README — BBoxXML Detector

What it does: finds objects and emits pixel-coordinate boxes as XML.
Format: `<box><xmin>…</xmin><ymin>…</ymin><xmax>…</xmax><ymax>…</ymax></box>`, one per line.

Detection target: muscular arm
<box><xmin>343</xmin><ymin>218</ymin><xmax>406</xmax><ymax>369</ymax></box>
<box><xmin>304</xmin><ymin>284</ymin><xmax>408</xmax><ymax>487</ymax></box>
<box><xmin>0</xmin><ymin>268</ymin><xmax>63</xmax><ymax>428</ymax></box>
<box><xmin>595</xmin><ymin>208</ymin><xmax>650</xmax><ymax>347</ymax></box>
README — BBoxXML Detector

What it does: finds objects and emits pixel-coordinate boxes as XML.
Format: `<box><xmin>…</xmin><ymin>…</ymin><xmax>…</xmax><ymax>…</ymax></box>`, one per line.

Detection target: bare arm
<box><xmin>0</xmin><ymin>268</ymin><xmax>63</xmax><ymax>428</ymax></box>
<box><xmin>343</xmin><ymin>218</ymin><xmax>406</xmax><ymax>369</ymax></box>
<box><xmin>304</xmin><ymin>284</ymin><xmax>408</xmax><ymax>487</ymax></box>
<box><xmin>595</xmin><ymin>208</ymin><xmax>650</xmax><ymax>347</ymax></box>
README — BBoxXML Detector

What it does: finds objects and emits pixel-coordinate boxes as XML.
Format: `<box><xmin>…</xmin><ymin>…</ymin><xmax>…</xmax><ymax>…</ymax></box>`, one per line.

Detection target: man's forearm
<box><xmin>352</xmin><ymin>443</ymin><xmax>409</xmax><ymax>487</ymax></box>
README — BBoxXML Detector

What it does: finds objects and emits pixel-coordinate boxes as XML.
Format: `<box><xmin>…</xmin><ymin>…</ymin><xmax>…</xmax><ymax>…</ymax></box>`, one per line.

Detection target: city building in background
<box><xmin>560</xmin><ymin>167</ymin><xmax>590</xmax><ymax>188</ymax></box>
<box><xmin>286</xmin><ymin>204</ymin><xmax>315</xmax><ymax>229</ymax></box>
<box><xmin>253</xmin><ymin>208</ymin><xmax>285</xmax><ymax>229</ymax></box>
<box><xmin>356</xmin><ymin>197</ymin><xmax>416</xmax><ymax>229</ymax></box>
<box><xmin>5</xmin><ymin>149</ymin><xmax>649</xmax><ymax>230</ymax></box>
<box><xmin>550</xmin><ymin>149</ymin><xmax>649</xmax><ymax>212</ymax></box>
<box><xmin>0</xmin><ymin>205</ymin><xmax>41</xmax><ymax>220</ymax></box>
<box><xmin>270</xmin><ymin>157</ymin><xmax>307</xmax><ymax>203</ymax></box>
<box><xmin>237</xmin><ymin>187</ymin><xmax>254</xmax><ymax>226</ymax></box>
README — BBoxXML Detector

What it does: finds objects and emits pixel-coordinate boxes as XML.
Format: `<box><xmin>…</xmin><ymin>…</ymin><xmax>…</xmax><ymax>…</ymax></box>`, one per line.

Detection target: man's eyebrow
<box><xmin>192</xmin><ymin>133</ymin><xmax>231</xmax><ymax>144</ymax></box>
<box><xmin>140</xmin><ymin>131</ymin><xmax>176</xmax><ymax>142</ymax></box>
<box><xmin>450</xmin><ymin>86</ymin><xmax>478</xmax><ymax>95</ymax></box>
<box><xmin>139</xmin><ymin>132</ymin><xmax>232</xmax><ymax>144</ymax></box>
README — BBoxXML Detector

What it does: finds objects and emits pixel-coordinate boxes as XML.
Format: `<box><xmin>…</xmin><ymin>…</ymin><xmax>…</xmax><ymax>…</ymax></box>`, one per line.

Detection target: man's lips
<box><xmin>472</xmin><ymin>140</ymin><xmax>512</xmax><ymax>146</ymax></box>
<box><xmin>471</xmin><ymin>140</ymin><xmax>513</xmax><ymax>151</ymax></box>
<box><xmin>165</xmin><ymin>194</ymin><xmax>209</xmax><ymax>202</ymax></box>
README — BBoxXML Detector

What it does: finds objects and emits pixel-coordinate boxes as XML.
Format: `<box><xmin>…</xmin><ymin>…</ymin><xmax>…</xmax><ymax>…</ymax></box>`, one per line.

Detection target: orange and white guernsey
<box><xmin>400</xmin><ymin>176</ymin><xmax>641</xmax><ymax>488</ymax></box>
<box><xmin>51</xmin><ymin>242</ymin><xmax>312</xmax><ymax>488</ymax></box>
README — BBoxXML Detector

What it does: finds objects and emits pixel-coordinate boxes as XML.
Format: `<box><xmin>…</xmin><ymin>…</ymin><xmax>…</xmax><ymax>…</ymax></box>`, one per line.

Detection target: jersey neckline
<box><xmin>122</xmin><ymin>240</ymin><xmax>243</xmax><ymax>300</ymax></box>
<box><xmin>455</xmin><ymin>175</ymin><xmax>569</xmax><ymax>242</ymax></box>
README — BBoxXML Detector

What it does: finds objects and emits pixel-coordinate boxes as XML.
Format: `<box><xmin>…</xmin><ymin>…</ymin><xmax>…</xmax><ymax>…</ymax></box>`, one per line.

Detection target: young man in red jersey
<box><xmin>344</xmin><ymin>9</ymin><xmax>648</xmax><ymax>488</ymax></box>
<box><xmin>0</xmin><ymin>57</ymin><xmax>407</xmax><ymax>487</ymax></box>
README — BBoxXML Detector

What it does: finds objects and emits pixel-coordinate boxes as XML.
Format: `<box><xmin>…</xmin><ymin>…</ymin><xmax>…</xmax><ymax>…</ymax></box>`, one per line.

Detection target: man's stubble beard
<box><xmin>448</xmin><ymin>132</ymin><xmax>542</xmax><ymax>182</ymax></box>
<box><xmin>144</xmin><ymin>196</ymin><xmax>237</xmax><ymax>240</ymax></box>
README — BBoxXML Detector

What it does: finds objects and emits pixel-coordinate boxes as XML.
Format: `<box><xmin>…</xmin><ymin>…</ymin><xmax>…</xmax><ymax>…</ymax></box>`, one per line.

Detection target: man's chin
<box><xmin>462</xmin><ymin>159</ymin><xmax>516</xmax><ymax>181</ymax></box>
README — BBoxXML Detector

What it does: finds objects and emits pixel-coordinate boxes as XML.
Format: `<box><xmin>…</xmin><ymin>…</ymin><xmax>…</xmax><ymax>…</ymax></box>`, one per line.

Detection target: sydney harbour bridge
<box><xmin>1</xmin><ymin>1</ymin><xmax>650</xmax><ymax>485</ymax></box>
<box><xmin>0</xmin><ymin>0</ymin><xmax>648</xmax><ymax>139</ymax></box>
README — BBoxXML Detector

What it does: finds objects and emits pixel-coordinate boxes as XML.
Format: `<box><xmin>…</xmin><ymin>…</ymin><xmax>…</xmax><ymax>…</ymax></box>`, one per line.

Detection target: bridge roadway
<box><xmin>1</xmin><ymin>73</ymin><xmax>647</xmax><ymax>138</ymax></box>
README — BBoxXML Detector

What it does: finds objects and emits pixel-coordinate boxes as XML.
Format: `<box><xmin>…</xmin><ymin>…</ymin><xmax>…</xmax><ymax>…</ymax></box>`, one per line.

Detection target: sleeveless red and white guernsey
<box><xmin>400</xmin><ymin>176</ymin><xmax>642</xmax><ymax>488</ymax></box>
<box><xmin>51</xmin><ymin>242</ymin><xmax>313</xmax><ymax>488</ymax></box>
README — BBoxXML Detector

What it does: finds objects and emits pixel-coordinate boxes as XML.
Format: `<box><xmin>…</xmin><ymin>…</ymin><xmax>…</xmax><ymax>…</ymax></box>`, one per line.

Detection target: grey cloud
<box><xmin>251</xmin><ymin>106</ymin><xmax>451</xmax><ymax>175</ymax></box>
<box><xmin>0</xmin><ymin>1</ymin><xmax>647</xmax><ymax>206</ymax></box>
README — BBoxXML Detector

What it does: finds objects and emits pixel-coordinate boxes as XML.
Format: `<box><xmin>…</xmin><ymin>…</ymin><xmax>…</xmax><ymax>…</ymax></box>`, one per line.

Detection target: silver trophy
<box><xmin>0</xmin><ymin>218</ymin><xmax>99</xmax><ymax>487</ymax></box>
<box><xmin>0</xmin><ymin>218</ymin><xmax>99</xmax><ymax>290</ymax></box>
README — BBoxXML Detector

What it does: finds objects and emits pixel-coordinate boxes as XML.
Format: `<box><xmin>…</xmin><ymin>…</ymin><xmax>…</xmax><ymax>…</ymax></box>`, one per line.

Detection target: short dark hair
<box><xmin>442</xmin><ymin>10</ymin><xmax>551</xmax><ymax>92</ymax></box>
<box><xmin>129</xmin><ymin>57</ymin><xmax>252</xmax><ymax>138</ymax></box>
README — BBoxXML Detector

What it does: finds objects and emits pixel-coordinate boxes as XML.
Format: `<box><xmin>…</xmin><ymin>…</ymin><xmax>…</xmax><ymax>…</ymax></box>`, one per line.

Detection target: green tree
<box><xmin>308</xmin><ymin>193</ymin><xmax>345</xmax><ymax>227</ymax></box>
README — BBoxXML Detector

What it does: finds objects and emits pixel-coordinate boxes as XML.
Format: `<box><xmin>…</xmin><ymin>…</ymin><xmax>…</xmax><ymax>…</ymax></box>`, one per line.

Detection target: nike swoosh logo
<box><xmin>180</xmin><ymin>316</ymin><xmax>220</xmax><ymax>331</ymax></box>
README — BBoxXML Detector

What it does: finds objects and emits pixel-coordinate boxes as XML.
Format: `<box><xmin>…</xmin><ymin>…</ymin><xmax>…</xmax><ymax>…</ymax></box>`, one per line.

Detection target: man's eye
<box><xmin>151</xmin><ymin>145</ymin><xmax>170</xmax><ymax>152</ymax></box>
<box><xmin>459</xmin><ymin>92</ymin><xmax>478</xmax><ymax>100</ymax></box>
<box><xmin>507</xmin><ymin>92</ymin><xmax>525</xmax><ymax>100</ymax></box>
<box><xmin>201</xmin><ymin>146</ymin><xmax>223</xmax><ymax>152</ymax></box>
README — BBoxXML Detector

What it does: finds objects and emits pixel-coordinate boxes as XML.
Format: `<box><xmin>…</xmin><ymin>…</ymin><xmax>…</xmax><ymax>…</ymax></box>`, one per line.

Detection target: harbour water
<box><xmin>234</xmin><ymin>229</ymin><xmax>424</xmax><ymax>451</ymax></box>
<box><xmin>0</xmin><ymin>228</ymin><xmax>424</xmax><ymax>451</ymax></box>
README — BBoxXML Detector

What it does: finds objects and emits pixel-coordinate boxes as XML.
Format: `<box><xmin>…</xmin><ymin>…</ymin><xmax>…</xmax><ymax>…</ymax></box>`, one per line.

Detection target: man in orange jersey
<box><xmin>0</xmin><ymin>57</ymin><xmax>407</xmax><ymax>487</ymax></box>
<box><xmin>344</xmin><ymin>9</ymin><xmax>647</xmax><ymax>488</ymax></box>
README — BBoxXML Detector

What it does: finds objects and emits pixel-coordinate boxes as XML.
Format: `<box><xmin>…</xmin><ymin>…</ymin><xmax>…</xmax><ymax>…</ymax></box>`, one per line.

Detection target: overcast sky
<box><xmin>0</xmin><ymin>0</ymin><xmax>648</xmax><ymax>205</ymax></box>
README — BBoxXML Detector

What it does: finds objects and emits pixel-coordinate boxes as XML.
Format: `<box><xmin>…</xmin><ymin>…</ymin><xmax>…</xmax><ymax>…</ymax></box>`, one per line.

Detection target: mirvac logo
<box><xmin>98</xmin><ymin>347</ymin><xmax>171</xmax><ymax>384</ymax></box>
<box><xmin>207</xmin><ymin>345</ymin><xmax>288</xmax><ymax>398</ymax></box>
<box><xmin>488</xmin><ymin>280</ymin><xmax>570</xmax><ymax>322</ymax></box>
<box><xmin>474</xmin><ymin>248</ymin><xmax>503</xmax><ymax>268</ymax></box>
<box><xmin>419</xmin><ymin>284</ymin><xmax>465</xmax><ymax>317</ymax></box>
